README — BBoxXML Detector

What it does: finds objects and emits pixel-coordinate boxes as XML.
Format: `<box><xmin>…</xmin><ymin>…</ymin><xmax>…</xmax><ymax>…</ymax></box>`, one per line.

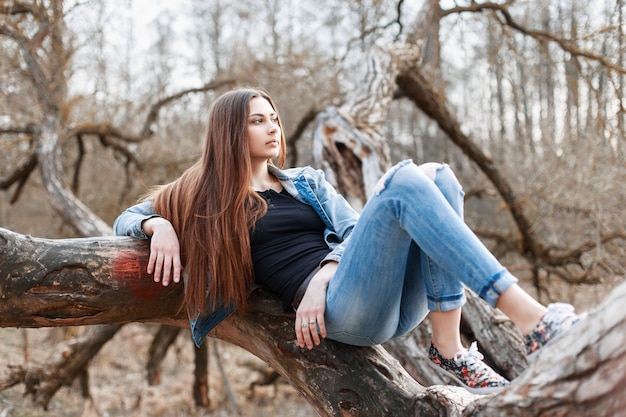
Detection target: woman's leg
<box><xmin>420</xmin><ymin>164</ymin><xmax>510</xmax><ymax>391</ymax></box>
<box><xmin>496</xmin><ymin>284</ymin><xmax>546</xmax><ymax>334</ymax></box>
<box><xmin>429</xmin><ymin>309</ymin><xmax>464</xmax><ymax>358</ymax></box>
<box><xmin>397</xmin><ymin>164</ymin><xmax>580</xmax><ymax>354</ymax></box>
<box><xmin>324</xmin><ymin>160</ymin><xmax>512</xmax><ymax>393</ymax></box>
<box><xmin>421</xmin><ymin>163</ymin><xmax>580</xmax><ymax>355</ymax></box>
<box><xmin>324</xmin><ymin>160</ymin><xmax>517</xmax><ymax>344</ymax></box>
<box><xmin>327</xmin><ymin>161</ymin><xmax>575</xmax><ymax>350</ymax></box>
<box><xmin>497</xmin><ymin>284</ymin><xmax>582</xmax><ymax>356</ymax></box>
<box><xmin>416</xmin><ymin>163</ymin><xmax>465</xmax><ymax>358</ymax></box>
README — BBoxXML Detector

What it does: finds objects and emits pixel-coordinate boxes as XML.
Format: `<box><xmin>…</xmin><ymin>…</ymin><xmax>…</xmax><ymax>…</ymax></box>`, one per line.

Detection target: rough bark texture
<box><xmin>466</xmin><ymin>281</ymin><xmax>626</xmax><ymax>417</ymax></box>
<box><xmin>0</xmin><ymin>227</ymin><xmax>446</xmax><ymax>415</ymax></box>
<box><xmin>2</xmin><ymin>227</ymin><xmax>626</xmax><ymax>416</ymax></box>
<box><xmin>313</xmin><ymin>45</ymin><xmax>395</xmax><ymax>210</ymax></box>
<box><xmin>0</xmin><ymin>229</ymin><xmax>184</xmax><ymax>328</ymax></box>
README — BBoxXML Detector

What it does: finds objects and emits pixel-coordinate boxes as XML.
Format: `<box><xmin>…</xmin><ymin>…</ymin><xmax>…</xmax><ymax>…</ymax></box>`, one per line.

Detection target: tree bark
<box><xmin>312</xmin><ymin>45</ymin><xmax>395</xmax><ymax>210</ymax></box>
<box><xmin>146</xmin><ymin>325</ymin><xmax>182</xmax><ymax>385</ymax></box>
<box><xmin>466</xmin><ymin>280</ymin><xmax>626</xmax><ymax>417</ymax></box>
<box><xmin>0</xmin><ymin>229</ymin><xmax>184</xmax><ymax>328</ymax></box>
<box><xmin>192</xmin><ymin>341</ymin><xmax>211</xmax><ymax>408</ymax></box>
<box><xmin>2</xmin><ymin>227</ymin><xmax>625</xmax><ymax>416</ymax></box>
<box><xmin>0</xmin><ymin>227</ymin><xmax>446</xmax><ymax>415</ymax></box>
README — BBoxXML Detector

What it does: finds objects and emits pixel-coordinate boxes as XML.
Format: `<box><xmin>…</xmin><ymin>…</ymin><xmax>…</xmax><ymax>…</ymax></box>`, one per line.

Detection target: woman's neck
<box><xmin>250</xmin><ymin>162</ymin><xmax>277</xmax><ymax>191</ymax></box>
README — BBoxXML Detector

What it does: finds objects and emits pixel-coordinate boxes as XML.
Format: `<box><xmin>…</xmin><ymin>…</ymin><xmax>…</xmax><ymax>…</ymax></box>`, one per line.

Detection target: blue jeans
<box><xmin>324</xmin><ymin>160</ymin><xmax>518</xmax><ymax>346</ymax></box>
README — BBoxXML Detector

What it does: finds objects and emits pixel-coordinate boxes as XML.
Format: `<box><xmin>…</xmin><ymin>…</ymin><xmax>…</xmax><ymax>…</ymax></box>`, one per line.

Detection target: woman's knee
<box><xmin>421</xmin><ymin>163</ymin><xmax>464</xmax><ymax>215</ymax></box>
<box><xmin>375</xmin><ymin>161</ymin><xmax>462</xmax><ymax>204</ymax></box>
<box><xmin>418</xmin><ymin>162</ymin><xmax>443</xmax><ymax>180</ymax></box>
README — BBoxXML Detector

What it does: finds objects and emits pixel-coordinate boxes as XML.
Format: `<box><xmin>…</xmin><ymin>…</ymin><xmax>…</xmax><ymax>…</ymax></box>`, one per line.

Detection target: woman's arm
<box><xmin>295</xmin><ymin>261</ymin><xmax>337</xmax><ymax>349</ymax></box>
<box><xmin>142</xmin><ymin>217</ymin><xmax>182</xmax><ymax>286</ymax></box>
<box><xmin>114</xmin><ymin>201</ymin><xmax>182</xmax><ymax>286</ymax></box>
<box><xmin>308</xmin><ymin>168</ymin><xmax>360</xmax><ymax>266</ymax></box>
<box><xmin>113</xmin><ymin>201</ymin><xmax>159</xmax><ymax>238</ymax></box>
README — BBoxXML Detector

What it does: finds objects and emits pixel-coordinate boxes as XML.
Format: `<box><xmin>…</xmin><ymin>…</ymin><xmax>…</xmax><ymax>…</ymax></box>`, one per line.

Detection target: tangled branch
<box><xmin>443</xmin><ymin>1</ymin><xmax>626</xmax><ymax>75</ymax></box>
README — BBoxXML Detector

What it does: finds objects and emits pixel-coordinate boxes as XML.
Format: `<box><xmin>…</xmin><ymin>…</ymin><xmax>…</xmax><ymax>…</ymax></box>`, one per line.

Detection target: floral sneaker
<box><xmin>429</xmin><ymin>341</ymin><xmax>509</xmax><ymax>395</ymax></box>
<box><xmin>524</xmin><ymin>302</ymin><xmax>583</xmax><ymax>357</ymax></box>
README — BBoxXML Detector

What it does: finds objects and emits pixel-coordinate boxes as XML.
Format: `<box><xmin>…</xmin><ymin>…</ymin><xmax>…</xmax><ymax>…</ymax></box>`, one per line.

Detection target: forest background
<box><xmin>1</xmin><ymin>0</ymin><xmax>625</xmax><ymax>416</ymax></box>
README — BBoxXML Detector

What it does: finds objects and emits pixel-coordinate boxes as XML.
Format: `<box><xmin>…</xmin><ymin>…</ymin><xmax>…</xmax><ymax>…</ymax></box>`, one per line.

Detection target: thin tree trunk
<box><xmin>193</xmin><ymin>341</ymin><xmax>211</xmax><ymax>408</ymax></box>
<box><xmin>146</xmin><ymin>325</ymin><xmax>182</xmax><ymax>385</ymax></box>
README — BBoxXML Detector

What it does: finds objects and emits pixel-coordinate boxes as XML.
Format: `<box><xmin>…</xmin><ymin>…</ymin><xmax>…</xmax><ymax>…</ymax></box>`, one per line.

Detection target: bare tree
<box><xmin>1</xmin><ymin>0</ymin><xmax>625</xmax><ymax>415</ymax></box>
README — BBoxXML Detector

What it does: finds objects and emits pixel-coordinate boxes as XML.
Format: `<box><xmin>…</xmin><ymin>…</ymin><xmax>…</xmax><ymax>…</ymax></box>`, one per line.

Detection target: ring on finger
<box><xmin>301</xmin><ymin>322</ymin><xmax>308</xmax><ymax>329</ymax></box>
<box><xmin>309</xmin><ymin>319</ymin><xmax>316</xmax><ymax>325</ymax></box>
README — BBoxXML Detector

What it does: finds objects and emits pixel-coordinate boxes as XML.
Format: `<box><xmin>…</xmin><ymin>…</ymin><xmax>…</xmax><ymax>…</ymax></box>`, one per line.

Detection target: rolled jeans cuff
<box><xmin>479</xmin><ymin>270</ymin><xmax>518</xmax><ymax>308</ymax></box>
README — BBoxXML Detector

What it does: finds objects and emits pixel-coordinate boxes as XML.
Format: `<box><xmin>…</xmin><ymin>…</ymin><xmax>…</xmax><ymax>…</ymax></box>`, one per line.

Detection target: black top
<box><xmin>251</xmin><ymin>189</ymin><xmax>331</xmax><ymax>310</ymax></box>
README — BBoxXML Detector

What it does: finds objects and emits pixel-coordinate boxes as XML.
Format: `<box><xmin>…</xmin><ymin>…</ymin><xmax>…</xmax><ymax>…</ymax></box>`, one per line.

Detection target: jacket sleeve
<box><xmin>309</xmin><ymin>168</ymin><xmax>360</xmax><ymax>265</ymax></box>
<box><xmin>113</xmin><ymin>200</ymin><xmax>160</xmax><ymax>239</ymax></box>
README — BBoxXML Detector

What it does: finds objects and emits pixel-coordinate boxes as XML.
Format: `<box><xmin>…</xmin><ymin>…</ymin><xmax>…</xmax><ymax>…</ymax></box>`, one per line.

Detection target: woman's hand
<box><xmin>142</xmin><ymin>217</ymin><xmax>183</xmax><ymax>286</ymax></box>
<box><xmin>295</xmin><ymin>261</ymin><xmax>337</xmax><ymax>349</ymax></box>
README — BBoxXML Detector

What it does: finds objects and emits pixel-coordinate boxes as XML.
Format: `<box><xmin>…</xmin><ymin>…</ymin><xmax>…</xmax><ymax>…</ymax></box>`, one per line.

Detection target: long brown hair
<box><xmin>148</xmin><ymin>87</ymin><xmax>286</xmax><ymax>316</ymax></box>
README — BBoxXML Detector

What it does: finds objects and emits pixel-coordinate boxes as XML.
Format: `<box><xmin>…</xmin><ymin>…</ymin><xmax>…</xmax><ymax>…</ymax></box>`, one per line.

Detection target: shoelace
<box><xmin>544</xmin><ymin>302</ymin><xmax>576</xmax><ymax>324</ymax></box>
<box><xmin>454</xmin><ymin>341</ymin><xmax>483</xmax><ymax>365</ymax></box>
<box><xmin>431</xmin><ymin>341</ymin><xmax>508</xmax><ymax>392</ymax></box>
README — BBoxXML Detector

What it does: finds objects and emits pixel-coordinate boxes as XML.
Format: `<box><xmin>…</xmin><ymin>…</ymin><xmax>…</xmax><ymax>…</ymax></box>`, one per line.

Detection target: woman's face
<box><xmin>247</xmin><ymin>96</ymin><xmax>281</xmax><ymax>163</ymax></box>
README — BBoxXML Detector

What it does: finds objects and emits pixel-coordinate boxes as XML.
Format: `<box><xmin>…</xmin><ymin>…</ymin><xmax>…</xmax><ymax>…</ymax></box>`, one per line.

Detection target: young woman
<box><xmin>114</xmin><ymin>87</ymin><xmax>581</xmax><ymax>394</ymax></box>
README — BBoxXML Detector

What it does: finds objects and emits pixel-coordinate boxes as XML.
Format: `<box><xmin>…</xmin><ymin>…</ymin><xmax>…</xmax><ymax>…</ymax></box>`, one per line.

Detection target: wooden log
<box><xmin>466</xmin><ymin>280</ymin><xmax>626</xmax><ymax>417</ymax></box>
<box><xmin>0</xmin><ymin>227</ymin><xmax>450</xmax><ymax>416</ymax></box>
<box><xmin>0</xmin><ymin>228</ymin><xmax>185</xmax><ymax>328</ymax></box>
<box><xmin>3</xmin><ymin>226</ymin><xmax>625</xmax><ymax>416</ymax></box>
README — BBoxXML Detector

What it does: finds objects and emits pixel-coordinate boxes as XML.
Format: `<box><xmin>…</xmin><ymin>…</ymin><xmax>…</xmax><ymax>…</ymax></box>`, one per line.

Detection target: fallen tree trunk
<box><xmin>1</xmin><ymin>227</ymin><xmax>625</xmax><ymax>416</ymax></box>
<box><xmin>466</xmin><ymin>279</ymin><xmax>626</xmax><ymax>417</ymax></box>
<box><xmin>0</xmin><ymin>229</ymin><xmax>185</xmax><ymax>327</ymax></box>
<box><xmin>0</xmin><ymin>227</ymin><xmax>452</xmax><ymax>415</ymax></box>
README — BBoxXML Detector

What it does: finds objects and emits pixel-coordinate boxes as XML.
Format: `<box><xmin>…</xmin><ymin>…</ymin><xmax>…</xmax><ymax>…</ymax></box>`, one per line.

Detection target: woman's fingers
<box><xmin>294</xmin><ymin>283</ymin><xmax>328</xmax><ymax>349</ymax></box>
<box><xmin>295</xmin><ymin>317</ymin><xmax>312</xmax><ymax>348</ymax></box>
<box><xmin>316</xmin><ymin>313</ymin><xmax>327</xmax><ymax>339</ymax></box>
<box><xmin>145</xmin><ymin>219</ymin><xmax>182</xmax><ymax>286</ymax></box>
<box><xmin>148</xmin><ymin>251</ymin><xmax>175</xmax><ymax>286</ymax></box>
<box><xmin>172</xmin><ymin>255</ymin><xmax>182</xmax><ymax>284</ymax></box>
<box><xmin>294</xmin><ymin>265</ymin><xmax>334</xmax><ymax>348</ymax></box>
<box><xmin>295</xmin><ymin>311</ymin><xmax>325</xmax><ymax>349</ymax></box>
<box><xmin>308</xmin><ymin>318</ymin><xmax>321</xmax><ymax>346</ymax></box>
<box><xmin>147</xmin><ymin>249</ymin><xmax>156</xmax><ymax>276</ymax></box>
<box><xmin>301</xmin><ymin>319</ymin><xmax>315</xmax><ymax>349</ymax></box>
<box><xmin>161</xmin><ymin>254</ymin><xmax>172</xmax><ymax>286</ymax></box>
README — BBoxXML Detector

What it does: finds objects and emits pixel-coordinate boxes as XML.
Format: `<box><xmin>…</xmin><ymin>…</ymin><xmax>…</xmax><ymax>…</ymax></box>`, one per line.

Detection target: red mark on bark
<box><xmin>113</xmin><ymin>252</ymin><xmax>162</xmax><ymax>302</ymax></box>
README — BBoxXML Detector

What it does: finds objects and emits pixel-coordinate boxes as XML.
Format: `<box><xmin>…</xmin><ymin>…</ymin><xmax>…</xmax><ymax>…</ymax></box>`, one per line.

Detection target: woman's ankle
<box><xmin>495</xmin><ymin>284</ymin><xmax>547</xmax><ymax>335</ymax></box>
<box><xmin>429</xmin><ymin>309</ymin><xmax>464</xmax><ymax>358</ymax></box>
<box><xmin>430</xmin><ymin>338</ymin><xmax>464</xmax><ymax>359</ymax></box>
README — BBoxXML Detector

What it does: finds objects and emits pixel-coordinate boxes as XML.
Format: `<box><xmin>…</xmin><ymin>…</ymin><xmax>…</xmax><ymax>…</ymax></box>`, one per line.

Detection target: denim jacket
<box><xmin>113</xmin><ymin>165</ymin><xmax>360</xmax><ymax>347</ymax></box>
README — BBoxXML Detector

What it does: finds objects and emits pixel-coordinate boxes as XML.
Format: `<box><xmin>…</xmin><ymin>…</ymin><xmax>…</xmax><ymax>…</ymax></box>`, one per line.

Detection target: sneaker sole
<box><xmin>445</xmin><ymin>372</ymin><xmax>509</xmax><ymax>395</ymax></box>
